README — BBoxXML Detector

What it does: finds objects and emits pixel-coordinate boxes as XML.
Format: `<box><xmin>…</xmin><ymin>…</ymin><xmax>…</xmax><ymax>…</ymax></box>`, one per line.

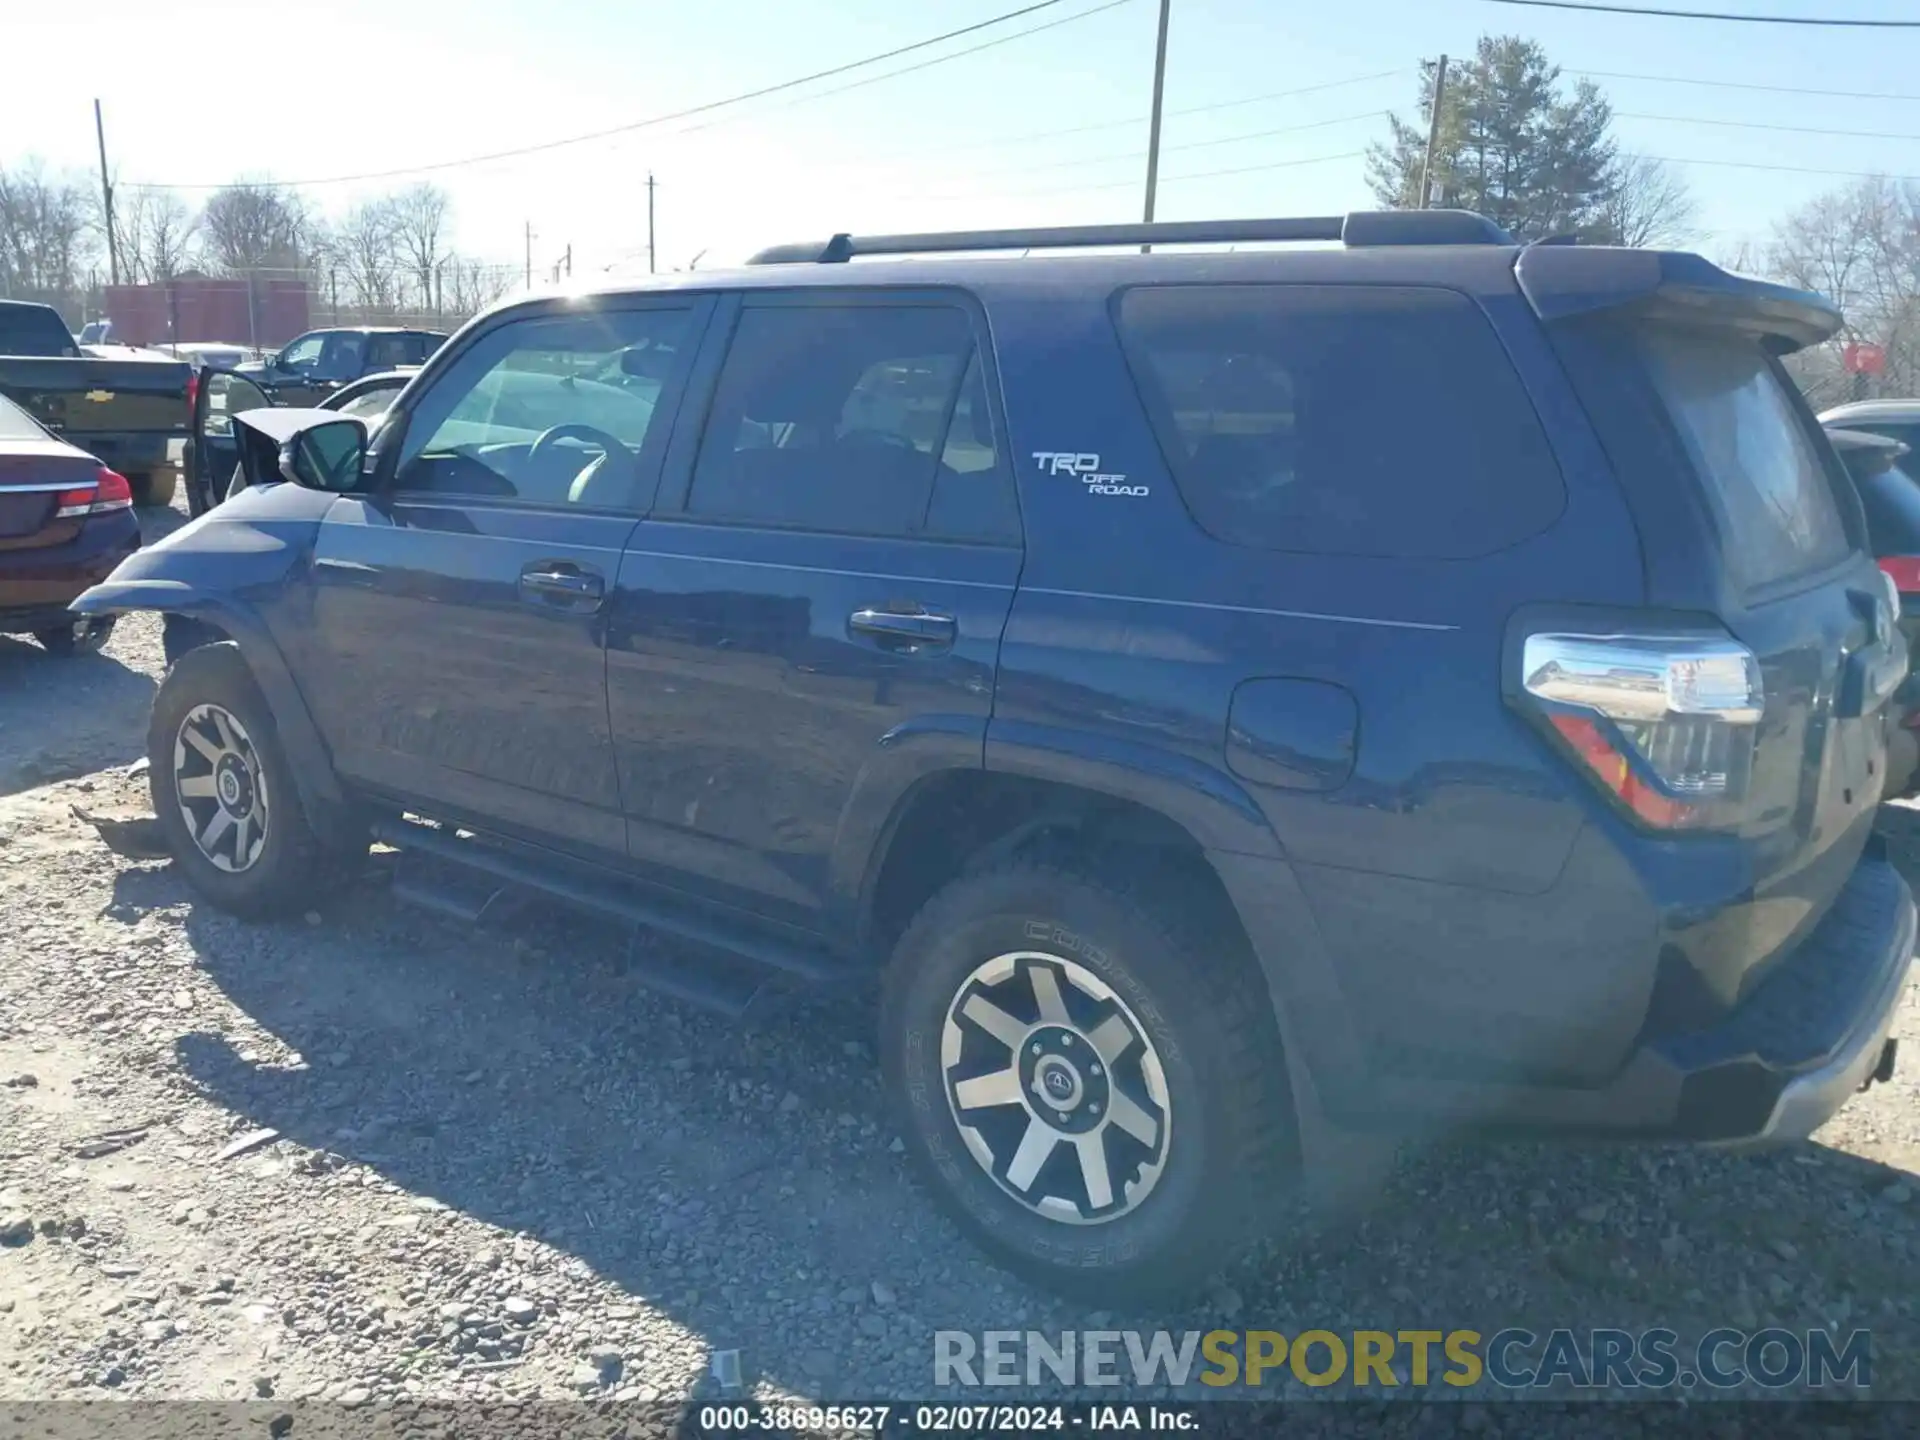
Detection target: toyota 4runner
<box><xmin>74</xmin><ymin>211</ymin><xmax>1917</xmax><ymax>1298</ymax></box>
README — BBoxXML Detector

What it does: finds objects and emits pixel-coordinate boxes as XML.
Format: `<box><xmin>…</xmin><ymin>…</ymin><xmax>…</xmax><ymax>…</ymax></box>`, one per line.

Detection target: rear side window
<box><xmin>0</xmin><ymin>305</ymin><xmax>80</xmax><ymax>358</ymax></box>
<box><xmin>1641</xmin><ymin>327</ymin><xmax>1851</xmax><ymax>587</ymax></box>
<box><xmin>1115</xmin><ymin>285</ymin><xmax>1565</xmax><ymax>558</ymax></box>
<box><xmin>690</xmin><ymin>303</ymin><xmax>1011</xmax><ymax>540</ymax></box>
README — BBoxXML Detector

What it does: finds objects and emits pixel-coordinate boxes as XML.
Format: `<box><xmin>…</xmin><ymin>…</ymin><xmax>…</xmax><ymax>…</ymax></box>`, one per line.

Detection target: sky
<box><xmin>5</xmin><ymin>0</ymin><xmax>1918</xmax><ymax>285</ymax></box>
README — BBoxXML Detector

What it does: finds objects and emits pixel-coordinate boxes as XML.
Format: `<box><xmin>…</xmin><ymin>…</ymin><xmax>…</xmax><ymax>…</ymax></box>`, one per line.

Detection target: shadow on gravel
<box><xmin>0</xmin><ymin>499</ymin><xmax>183</xmax><ymax>795</ymax></box>
<box><xmin>142</xmin><ymin>858</ymin><xmax>1920</xmax><ymax>1399</ymax></box>
<box><xmin>0</xmin><ymin>639</ymin><xmax>154</xmax><ymax>796</ymax></box>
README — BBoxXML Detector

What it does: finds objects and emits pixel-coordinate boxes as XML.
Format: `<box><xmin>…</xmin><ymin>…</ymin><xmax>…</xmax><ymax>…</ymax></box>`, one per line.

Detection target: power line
<box><xmin>1486</xmin><ymin>0</ymin><xmax>1920</xmax><ymax>25</ymax></box>
<box><xmin>121</xmin><ymin>0</ymin><xmax>1109</xmax><ymax>190</ymax></box>
<box><xmin>670</xmin><ymin>0</ymin><xmax>1137</xmax><ymax>137</ymax></box>
<box><xmin>1581</xmin><ymin>68</ymin><xmax>1920</xmax><ymax>104</ymax></box>
<box><xmin>1616</xmin><ymin>112</ymin><xmax>1920</xmax><ymax>143</ymax></box>
<box><xmin>917</xmin><ymin>108</ymin><xmax>1387</xmax><ymax>187</ymax></box>
<box><xmin>1635</xmin><ymin>153</ymin><xmax>1920</xmax><ymax>183</ymax></box>
<box><xmin>847</xmin><ymin>68</ymin><xmax>1404</xmax><ymax>168</ymax></box>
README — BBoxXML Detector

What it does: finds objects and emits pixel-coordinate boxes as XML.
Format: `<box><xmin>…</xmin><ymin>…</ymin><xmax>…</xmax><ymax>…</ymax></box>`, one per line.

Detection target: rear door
<box><xmin>302</xmin><ymin>297</ymin><xmax>708</xmax><ymax>858</ymax></box>
<box><xmin>607</xmin><ymin>291</ymin><xmax>1021</xmax><ymax>924</ymax></box>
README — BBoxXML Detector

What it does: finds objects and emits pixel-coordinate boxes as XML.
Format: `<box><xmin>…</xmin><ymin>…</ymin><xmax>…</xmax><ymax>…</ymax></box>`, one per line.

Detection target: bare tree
<box><xmin>1764</xmin><ymin>176</ymin><xmax>1920</xmax><ymax>408</ymax></box>
<box><xmin>0</xmin><ymin>160</ymin><xmax>98</xmax><ymax>315</ymax></box>
<box><xmin>112</xmin><ymin>186</ymin><xmax>200</xmax><ymax>283</ymax></box>
<box><xmin>1599</xmin><ymin>154</ymin><xmax>1698</xmax><ymax>249</ymax></box>
<box><xmin>200</xmin><ymin>181</ymin><xmax>312</xmax><ymax>274</ymax></box>
<box><xmin>335</xmin><ymin>197</ymin><xmax>401</xmax><ymax>309</ymax></box>
<box><xmin>391</xmin><ymin>183</ymin><xmax>451</xmax><ymax>312</ymax></box>
<box><xmin>442</xmin><ymin>256</ymin><xmax>515</xmax><ymax>316</ymax></box>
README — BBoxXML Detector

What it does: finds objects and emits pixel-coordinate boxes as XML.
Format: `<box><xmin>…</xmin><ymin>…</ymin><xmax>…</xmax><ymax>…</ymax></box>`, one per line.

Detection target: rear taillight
<box><xmin>185</xmin><ymin>369</ymin><xmax>200</xmax><ymax>422</ymax></box>
<box><xmin>53</xmin><ymin>467</ymin><xmax>134</xmax><ymax>519</ymax></box>
<box><xmin>1880</xmin><ymin>555</ymin><xmax>1920</xmax><ymax>596</ymax></box>
<box><xmin>1522</xmin><ymin>632</ymin><xmax>1764</xmax><ymax>831</ymax></box>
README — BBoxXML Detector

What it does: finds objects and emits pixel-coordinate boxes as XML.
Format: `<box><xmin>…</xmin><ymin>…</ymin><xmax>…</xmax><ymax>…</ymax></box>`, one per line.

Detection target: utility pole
<box><xmin>563</xmin><ymin>243</ymin><xmax>572</xmax><ymax>279</ymax></box>
<box><xmin>1139</xmin><ymin>0</ymin><xmax>1171</xmax><ymax>252</ymax></box>
<box><xmin>1420</xmin><ymin>55</ymin><xmax>1449</xmax><ymax>209</ymax></box>
<box><xmin>93</xmin><ymin>100</ymin><xmax>121</xmax><ymax>287</ymax></box>
<box><xmin>647</xmin><ymin>174</ymin><xmax>657</xmax><ymax>275</ymax></box>
<box><xmin>524</xmin><ymin>221</ymin><xmax>535</xmax><ymax>290</ymax></box>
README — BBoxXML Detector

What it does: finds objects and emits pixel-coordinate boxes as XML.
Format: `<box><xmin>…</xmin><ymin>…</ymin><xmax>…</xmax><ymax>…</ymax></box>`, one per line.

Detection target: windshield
<box><xmin>1641</xmin><ymin>326</ymin><xmax>1852</xmax><ymax>589</ymax></box>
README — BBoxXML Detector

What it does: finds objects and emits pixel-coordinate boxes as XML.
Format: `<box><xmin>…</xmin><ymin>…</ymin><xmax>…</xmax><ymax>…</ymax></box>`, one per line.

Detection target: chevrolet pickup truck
<box><xmin>0</xmin><ymin>300</ymin><xmax>190</xmax><ymax>508</ymax></box>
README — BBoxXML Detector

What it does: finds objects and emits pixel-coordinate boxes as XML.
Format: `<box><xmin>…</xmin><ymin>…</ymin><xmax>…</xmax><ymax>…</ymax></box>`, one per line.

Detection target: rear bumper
<box><xmin>0</xmin><ymin>511</ymin><xmax>141</xmax><ymax>634</ymax></box>
<box><xmin>70</xmin><ymin>432</ymin><xmax>177</xmax><ymax>474</ymax></box>
<box><xmin>1659</xmin><ymin>848</ymin><xmax>1914</xmax><ymax>1144</ymax></box>
<box><xmin>1215</xmin><ymin>845</ymin><xmax>1914</xmax><ymax>1146</ymax></box>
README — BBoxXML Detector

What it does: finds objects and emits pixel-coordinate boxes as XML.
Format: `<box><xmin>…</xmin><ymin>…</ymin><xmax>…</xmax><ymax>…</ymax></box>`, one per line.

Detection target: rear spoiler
<box><xmin>1514</xmin><ymin>246</ymin><xmax>1842</xmax><ymax>355</ymax></box>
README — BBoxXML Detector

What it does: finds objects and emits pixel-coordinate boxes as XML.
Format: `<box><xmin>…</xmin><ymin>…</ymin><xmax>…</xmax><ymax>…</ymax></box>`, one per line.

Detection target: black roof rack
<box><xmin>747</xmin><ymin>209</ymin><xmax>1513</xmax><ymax>265</ymax></box>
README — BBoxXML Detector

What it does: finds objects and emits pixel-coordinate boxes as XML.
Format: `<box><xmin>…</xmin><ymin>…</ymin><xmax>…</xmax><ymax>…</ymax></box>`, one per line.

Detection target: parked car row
<box><xmin>68</xmin><ymin>210</ymin><xmax>1917</xmax><ymax>1298</ymax></box>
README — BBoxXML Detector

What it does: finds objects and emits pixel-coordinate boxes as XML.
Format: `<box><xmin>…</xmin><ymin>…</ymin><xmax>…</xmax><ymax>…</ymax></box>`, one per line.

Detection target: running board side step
<box><xmin>371</xmin><ymin>817</ymin><xmax>864</xmax><ymax>1018</ymax></box>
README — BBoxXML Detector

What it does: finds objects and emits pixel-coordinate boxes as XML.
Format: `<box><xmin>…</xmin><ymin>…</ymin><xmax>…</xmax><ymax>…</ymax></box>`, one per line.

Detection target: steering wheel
<box><xmin>527</xmin><ymin>423</ymin><xmax>633</xmax><ymax>468</ymax></box>
<box><xmin>838</xmin><ymin>428</ymin><xmax>918</xmax><ymax>454</ymax></box>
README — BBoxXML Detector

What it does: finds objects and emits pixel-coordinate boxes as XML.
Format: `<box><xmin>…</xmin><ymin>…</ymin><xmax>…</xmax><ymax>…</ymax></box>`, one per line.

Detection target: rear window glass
<box><xmin>1115</xmin><ymin>284</ymin><xmax>1565</xmax><ymax>558</ymax></box>
<box><xmin>0</xmin><ymin>305</ymin><xmax>79</xmax><ymax>357</ymax></box>
<box><xmin>1860</xmin><ymin>469</ymin><xmax>1920</xmax><ymax>557</ymax></box>
<box><xmin>1641</xmin><ymin>327</ymin><xmax>1851</xmax><ymax>587</ymax></box>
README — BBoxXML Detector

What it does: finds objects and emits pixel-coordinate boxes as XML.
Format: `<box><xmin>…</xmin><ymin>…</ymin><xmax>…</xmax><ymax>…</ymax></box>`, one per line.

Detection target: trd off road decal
<box><xmin>1032</xmin><ymin>452</ymin><xmax>1148</xmax><ymax>497</ymax></box>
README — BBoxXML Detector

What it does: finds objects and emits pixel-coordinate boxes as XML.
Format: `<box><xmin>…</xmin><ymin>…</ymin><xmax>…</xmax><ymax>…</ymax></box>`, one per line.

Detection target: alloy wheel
<box><xmin>940</xmin><ymin>951</ymin><xmax>1171</xmax><ymax>1224</ymax></box>
<box><xmin>172</xmin><ymin>703</ymin><xmax>270</xmax><ymax>873</ymax></box>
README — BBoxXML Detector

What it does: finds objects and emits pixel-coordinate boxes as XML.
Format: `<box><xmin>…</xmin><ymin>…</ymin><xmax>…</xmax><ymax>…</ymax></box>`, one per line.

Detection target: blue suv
<box><xmin>76</xmin><ymin>211</ymin><xmax>1917</xmax><ymax>1298</ymax></box>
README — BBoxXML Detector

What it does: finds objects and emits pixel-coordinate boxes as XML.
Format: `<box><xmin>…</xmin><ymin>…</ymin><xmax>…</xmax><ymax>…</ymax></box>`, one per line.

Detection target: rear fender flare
<box><xmin>983</xmin><ymin>720</ymin><xmax>1283</xmax><ymax>859</ymax></box>
<box><xmin>71</xmin><ymin>579</ymin><xmax>347</xmax><ymax>822</ymax></box>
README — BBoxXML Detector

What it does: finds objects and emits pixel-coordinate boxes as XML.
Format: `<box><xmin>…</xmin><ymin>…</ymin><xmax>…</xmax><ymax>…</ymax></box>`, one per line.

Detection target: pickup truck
<box><xmin>238</xmin><ymin>326</ymin><xmax>445</xmax><ymax>408</ymax></box>
<box><xmin>0</xmin><ymin>300</ymin><xmax>190</xmax><ymax>508</ymax></box>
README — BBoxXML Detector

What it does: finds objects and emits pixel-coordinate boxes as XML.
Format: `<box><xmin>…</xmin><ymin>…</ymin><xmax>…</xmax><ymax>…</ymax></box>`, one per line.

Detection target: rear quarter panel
<box><xmin>978</xmin><ymin>264</ymin><xmax>1656</xmax><ymax>1087</ymax></box>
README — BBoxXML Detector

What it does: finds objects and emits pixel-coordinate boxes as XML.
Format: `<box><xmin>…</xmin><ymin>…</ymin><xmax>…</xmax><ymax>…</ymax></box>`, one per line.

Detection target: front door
<box><xmin>301</xmin><ymin>299</ymin><xmax>709</xmax><ymax>857</ymax></box>
<box><xmin>608</xmin><ymin>294</ymin><xmax>1022</xmax><ymax>923</ymax></box>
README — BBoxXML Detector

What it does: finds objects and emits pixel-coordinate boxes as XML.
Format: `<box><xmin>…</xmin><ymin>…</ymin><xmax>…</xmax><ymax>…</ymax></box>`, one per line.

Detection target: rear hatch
<box><xmin>1518</xmin><ymin>246</ymin><xmax>1903</xmax><ymax>997</ymax></box>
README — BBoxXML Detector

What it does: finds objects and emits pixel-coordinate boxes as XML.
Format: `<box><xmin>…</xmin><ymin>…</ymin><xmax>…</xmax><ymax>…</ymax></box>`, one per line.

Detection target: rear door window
<box><xmin>1115</xmin><ymin>284</ymin><xmax>1566</xmax><ymax>558</ymax></box>
<box><xmin>688</xmin><ymin>302</ymin><xmax>1003</xmax><ymax>540</ymax></box>
<box><xmin>1640</xmin><ymin>327</ymin><xmax>1851</xmax><ymax>588</ymax></box>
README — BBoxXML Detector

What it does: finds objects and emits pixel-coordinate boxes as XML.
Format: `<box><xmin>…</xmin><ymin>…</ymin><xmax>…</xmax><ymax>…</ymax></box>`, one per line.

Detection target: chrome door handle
<box><xmin>848</xmin><ymin>608</ymin><xmax>956</xmax><ymax>652</ymax></box>
<box><xmin>519</xmin><ymin>566</ymin><xmax>604</xmax><ymax>607</ymax></box>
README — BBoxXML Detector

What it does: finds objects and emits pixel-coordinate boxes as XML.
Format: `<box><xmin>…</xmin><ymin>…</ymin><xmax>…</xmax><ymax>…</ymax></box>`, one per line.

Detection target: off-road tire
<box><xmin>33</xmin><ymin>617</ymin><xmax>115</xmax><ymax>656</ymax></box>
<box><xmin>148</xmin><ymin>641</ymin><xmax>334</xmax><ymax>919</ymax></box>
<box><xmin>881</xmin><ymin>851</ymin><xmax>1296</xmax><ymax>1300</ymax></box>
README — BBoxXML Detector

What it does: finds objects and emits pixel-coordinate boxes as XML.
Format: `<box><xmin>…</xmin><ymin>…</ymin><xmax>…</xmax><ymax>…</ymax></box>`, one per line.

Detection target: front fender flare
<box><xmin>72</xmin><ymin>578</ymin><xmax>347</xmax><ymax>818</ymax></box>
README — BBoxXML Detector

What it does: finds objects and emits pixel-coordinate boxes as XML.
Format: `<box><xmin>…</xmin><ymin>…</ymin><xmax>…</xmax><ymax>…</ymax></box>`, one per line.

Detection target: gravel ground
<box><xmin>3</xmin><ymin>498</ymin><xmax>1920</xmax><ymax>1410</ymax></box>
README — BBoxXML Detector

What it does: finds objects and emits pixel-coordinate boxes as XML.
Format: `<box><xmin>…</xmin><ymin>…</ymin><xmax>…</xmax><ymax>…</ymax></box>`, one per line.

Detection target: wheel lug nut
<box><xmin>1090</xmin><ymin>1102</ymin><xmax>1101</xmax><ymax>1115</ymax></box>
<box><xmin>1062</xmin><ymin>1034</ymin><xmax>1073</xmax><ymax>1046</ymax></box>
<box><xmin>1056</xmin><ymin>1112</ymin><xmax>1069</xmax><ymax>1123</ymax></box>
<box><xmin>1090</xmin><ymin>1063</ymin><xmax>1102</xmax><ymax>1076</ymax></box>
<box><xmin>1031</xmin><ymin>1042</ymin><xmax>1042</xmax><ymax>1054</ymax></box>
